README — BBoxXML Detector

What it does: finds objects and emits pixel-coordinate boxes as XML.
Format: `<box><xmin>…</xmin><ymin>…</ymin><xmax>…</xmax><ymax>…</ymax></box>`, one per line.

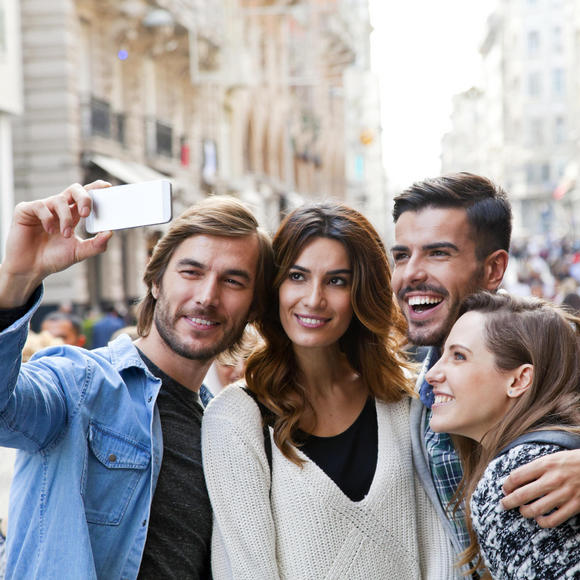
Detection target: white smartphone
<box><xmin>85</xmin><ymin>180</ymin><xmax>172</xmax><ymax>234</ymax></box>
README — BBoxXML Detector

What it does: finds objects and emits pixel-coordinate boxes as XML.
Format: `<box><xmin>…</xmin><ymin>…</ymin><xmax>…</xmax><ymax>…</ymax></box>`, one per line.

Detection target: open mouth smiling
<box><xmin>433</xmin><ymin>393</ymin><xmax>454</xmax><ymax>406</ymax></box>
<box><xmin>295</xmin><ymin>314</ymin><xmax>329</xmax><ymax>328</ymax></box>
<box><xmin>187</xmin><ymin>316</ymin><xmax>220</xmax><ymax>329</ymax></box>
<box><xmin>407</xmin><ymin>295</ymin><xmax>443</xmax><ymax>313</ymax></box>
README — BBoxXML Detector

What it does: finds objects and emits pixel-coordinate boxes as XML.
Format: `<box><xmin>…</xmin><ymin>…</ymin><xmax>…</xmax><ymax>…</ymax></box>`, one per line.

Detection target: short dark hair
<box><xmin>393</xmin><ymin>172</ymin><xmax>512</xmax><ymax>261</ymax></box>
<box><xmin>41</xmin><ymin>311</ymin><xmax>84</xmax><ymax>337</ymax></box>
<box><xmin>562</xmin><ymin>292</ymin><xmax>580</xmax><ymax>315</ymax></box>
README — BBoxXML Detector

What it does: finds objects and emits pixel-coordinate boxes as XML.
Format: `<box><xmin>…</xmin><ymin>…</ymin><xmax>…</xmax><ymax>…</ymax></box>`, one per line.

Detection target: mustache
<box><xmin>397</xmin><ymin>284</ymin><xmax>449</xmax><ymax>301</ymax></box>
<box><xmin>179</xmin><ymin>306</ymin><xmax>219</xmax><ymax>319</ymax></box>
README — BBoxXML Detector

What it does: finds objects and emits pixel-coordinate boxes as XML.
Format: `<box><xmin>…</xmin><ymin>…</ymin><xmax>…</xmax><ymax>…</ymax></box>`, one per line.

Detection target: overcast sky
<box><xmin>369</xmin><ymin>0</ymin><xmax>497</xmax><ymax>190</ymax></box>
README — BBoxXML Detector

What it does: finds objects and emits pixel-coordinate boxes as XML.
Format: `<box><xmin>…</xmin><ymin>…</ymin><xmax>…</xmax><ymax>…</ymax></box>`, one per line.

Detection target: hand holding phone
<box><xmin>0</xmin><ymin>181</ymin><xmax>113</xmax><ymax>309</ymax></box>
<box><xmin>85</xmin><ymin>180</ymin><xmax>172</xmax><ymax>234</ymax></box>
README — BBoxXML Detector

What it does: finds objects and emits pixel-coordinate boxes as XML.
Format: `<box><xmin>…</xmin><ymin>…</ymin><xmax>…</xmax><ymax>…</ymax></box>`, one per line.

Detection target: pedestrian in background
<box><xmin>90</xmin><ymin>302</ymin><xmax>125</xmax><ymax>348</ymax></box>
<box><xmin>40</xmin><ymin>310</ymin><xmax>87</xmax><ymax>347</ymax></box>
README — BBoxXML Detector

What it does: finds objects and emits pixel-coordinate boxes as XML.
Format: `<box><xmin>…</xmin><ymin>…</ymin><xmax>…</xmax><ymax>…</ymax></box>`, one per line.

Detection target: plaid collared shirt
<box><xmin>418</xmin><ymin>347</ymin><xmax>470</xmax><ymax>551</ymax></box>
<box><xmin>424</xmin><ymin>411</ymin><xmax>470</xmax><ymax>551</ymax></box>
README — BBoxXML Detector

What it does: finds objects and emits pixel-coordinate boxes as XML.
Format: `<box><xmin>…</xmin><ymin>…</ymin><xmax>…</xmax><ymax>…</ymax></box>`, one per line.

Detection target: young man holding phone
<box><xmin>0</xmin><ymin>181</ymin><xmax>273</xmax><ymax>578</ymax></box>
<box><xmin>391</xmin><ymin>172</ymin><xmax>580</xmax><ymax>568</ymax></box>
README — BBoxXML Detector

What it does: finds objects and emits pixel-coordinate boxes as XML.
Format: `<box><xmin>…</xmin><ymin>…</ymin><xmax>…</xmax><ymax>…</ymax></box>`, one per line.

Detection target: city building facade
<box><xmin>441</xmin><ymin>0</ymin><xmax>580</xmax><ymax>239</ymax></box>
<box><xmin>0</xmin><ymin>0</ymin><xmax>23</xmax><ymax>262</ymax></box>
<box><xmin>11</xmin><ymin>0</ymin><xmax>384</xmax><ymax>319</ymax></box>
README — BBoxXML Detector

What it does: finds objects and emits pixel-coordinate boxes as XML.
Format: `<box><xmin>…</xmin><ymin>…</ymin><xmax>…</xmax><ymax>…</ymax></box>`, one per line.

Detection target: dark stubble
<box><xmin>153</xmin><ymin>288</ymin><xmax>248</xmax><ymax>362</ymax></box>
<box><xmin>404</xmin><ymin>265</ymin><xmax>486</xmax><ymax>348</ymax></box>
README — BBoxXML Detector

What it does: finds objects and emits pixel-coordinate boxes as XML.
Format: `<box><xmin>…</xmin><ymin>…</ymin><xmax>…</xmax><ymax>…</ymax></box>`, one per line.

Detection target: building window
<box><xmin>557</xmin><ymin>160</ymin><xmax>566</xmax><ymax>178</ymax></box>
<box><xmin>528</xmin><ymin>72</ymin><xmax>542</xmax><ymax>97</ymax></box>
<box><xmin>525</xmin><ymin>163</ymin><xmax>537</xmax><ymax>184</ymax></box>
<box><xmin>90</xmin><ymin>97</ymin><xmax>111</xmax><ymax>138</ymax></box>
<box><xmin>553</xmin><ymin>68</ymin><xmax>565</xmax><ymax>97</ymax></box>
<box><xmin>554</xmin><ymin>116</ymin><xmax>565</xmax><ymax>144</ymax></box>
<box><xmin>529</xmin><ymin>118</ymin><xmax>543</xmax><ymax>145</ymax></box>
<box><xmin>553</xmin><ymin>26</ymin><xmax>563</xmax><ymax>52</ymax></box>
<box><xmin>527</xmin><ymin>30</ymin><xmax>540</xmax><ymax>56</ymax></box>
<box><xmin>113</xmin><ymin>112</ymin><xmax>126</xmax><ymax>146</ymax></box>
<box><xmin>541</xmin><ymin>163</ymin><xmax>550</xmax><ymax>182</ymax></box>
<box><xmin>155</xmin><ymin>121</ymin><xmax>173</xmax><ymax>157</ymax></box>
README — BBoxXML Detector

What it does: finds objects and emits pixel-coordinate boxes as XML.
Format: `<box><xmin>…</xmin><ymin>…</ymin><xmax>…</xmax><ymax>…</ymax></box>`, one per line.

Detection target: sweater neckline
<box><xmin>290</xmin><ymin>397</ymin><xmax>410</xmax><ymax>506</ymax></box>
<box><xmin>297</xmin><ymin>397</ymin><xmax>375</xmax><ymax>442</ymax></box>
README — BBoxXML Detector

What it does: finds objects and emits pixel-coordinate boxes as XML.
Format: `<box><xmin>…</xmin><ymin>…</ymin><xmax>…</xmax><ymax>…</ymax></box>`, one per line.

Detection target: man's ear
<box><xmin>507</xmin><ymin>364</ymin><xmax>534</xmax><ymax>398</ymax></box>
<box><xmin>483</xmin><ymin>249</ymin><xmax>509</xmax><ymax>291</ymax></box>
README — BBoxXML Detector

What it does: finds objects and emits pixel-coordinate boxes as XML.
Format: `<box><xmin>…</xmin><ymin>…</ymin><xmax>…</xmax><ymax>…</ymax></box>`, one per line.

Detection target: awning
<box><xmin>89</xmin><ymin>154</ymin><xmax>172</xmax><ymax>185</ymax></box>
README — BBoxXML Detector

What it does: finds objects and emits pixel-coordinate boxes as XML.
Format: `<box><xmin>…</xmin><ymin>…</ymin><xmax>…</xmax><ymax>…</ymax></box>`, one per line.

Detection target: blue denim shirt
<box><xmin>0</xmin><ymin>292</ymin><xmax>163</xmax><ymax>579</ymax></box>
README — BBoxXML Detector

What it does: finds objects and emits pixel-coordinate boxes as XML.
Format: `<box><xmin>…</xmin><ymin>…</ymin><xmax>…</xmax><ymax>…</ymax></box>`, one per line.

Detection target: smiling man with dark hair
<box><xmin>391</xmin><ymin>172</ymin><xmax>580</xmax><ymax>566</ymax></box>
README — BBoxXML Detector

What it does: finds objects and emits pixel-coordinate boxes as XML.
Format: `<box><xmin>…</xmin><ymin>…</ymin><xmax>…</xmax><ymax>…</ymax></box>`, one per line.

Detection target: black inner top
<box><xmin>299</xmin><ymin>397</ymin><xmax>378</xmax><ymax>502</ymax></box>
<box><xmin>136</xmin><ymin>351</ymin><xmax>212</xmax><ymax>579</ymax></box>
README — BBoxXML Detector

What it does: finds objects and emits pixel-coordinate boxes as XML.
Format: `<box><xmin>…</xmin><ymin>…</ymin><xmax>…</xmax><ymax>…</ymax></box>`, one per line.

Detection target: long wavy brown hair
<box><xmin>451</xmin><ymin>292</ymin><xmax>580</xmax><ymax>577</ymax></box>
<box><xmin>245</xmin><ymin>202</ymin><xmax>413</xmax><ymax>464</ymax></box>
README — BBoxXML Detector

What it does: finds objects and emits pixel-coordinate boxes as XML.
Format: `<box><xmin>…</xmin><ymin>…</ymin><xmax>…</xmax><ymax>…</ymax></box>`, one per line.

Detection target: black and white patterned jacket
<box><xmin>471</xmin><ymin>443</ymin><xmax>580</xmax><ymax>579</ymax></box>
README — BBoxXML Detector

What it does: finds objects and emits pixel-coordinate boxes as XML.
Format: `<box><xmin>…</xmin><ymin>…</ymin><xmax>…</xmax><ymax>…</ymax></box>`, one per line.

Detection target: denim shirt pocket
<box><xmin>83</xmin><ymin>420</ymin><xmax>151</xmax><ymax>525</ymax></box>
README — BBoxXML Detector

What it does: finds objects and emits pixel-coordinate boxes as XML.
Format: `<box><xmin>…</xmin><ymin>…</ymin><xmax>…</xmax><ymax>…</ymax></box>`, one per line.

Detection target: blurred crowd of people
<box><xmin>24</xmin><ymin>302</ymin><xmax>135</xmax><ymax>360</ymax></box>
<box><xmin>503</xmin><ymin>236</ymin><xmax>580</xmax><ymax>313</ymax></box>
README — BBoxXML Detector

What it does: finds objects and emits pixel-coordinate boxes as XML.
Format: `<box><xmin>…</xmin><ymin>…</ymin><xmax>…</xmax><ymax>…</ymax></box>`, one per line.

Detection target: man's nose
<box><xmin>405</xmin><ymin>256</ymin><xmax>428</xmax><ymax>285</ymax></box>
<box><xmin>196</xmin><ymin>276</ymin><xmax>220</xmax><ymax>307</ymax></box>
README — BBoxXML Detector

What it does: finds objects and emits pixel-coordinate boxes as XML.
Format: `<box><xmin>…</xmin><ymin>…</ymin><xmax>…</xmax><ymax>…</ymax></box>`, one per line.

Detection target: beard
<box><xmin>153</xmin><ymin>292</ymin><xmax>247</xmax><ymax>363</ymax></box>
<box><xmin>403</xmin><ymin>267</ymin><xmax>485</xmax><ymax>348</ymax></box>
<box><xmin>407</xmin><ymin>308</ymin><xmax>459</xmax><ymax>347</ymax></box>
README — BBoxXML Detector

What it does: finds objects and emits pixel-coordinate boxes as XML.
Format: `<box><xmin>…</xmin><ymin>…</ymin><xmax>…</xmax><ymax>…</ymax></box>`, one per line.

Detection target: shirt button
<box><xmin>108</xmin><ymin>454</ymin><xmax>117</xmax><ymax>462</ymax></box>
<box><xmin>148</xmin><ymin>396</ymin><xmax>153</xmax><ymax>403</ymax></box>
<box><xmin>142</xmin><ymin>519</ymin><xmax>147</xmax><ymax>527</ymax></box>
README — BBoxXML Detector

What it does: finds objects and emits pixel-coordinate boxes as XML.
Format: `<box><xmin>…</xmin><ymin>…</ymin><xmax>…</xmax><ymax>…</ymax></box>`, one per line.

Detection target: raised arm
<box><xmin>0</xmin><ymin>181</ymin><xmax>112</xmax><ymax>308</ymax></box>
<box><xmin>501</xmin><ymin>449</ymin><xmax>580</xmax><ymax>527</ymax></box>
<box><xmin>0</xmin><ymin>182</ymin><xmax>113</xmax><ymax>450</ymax></box>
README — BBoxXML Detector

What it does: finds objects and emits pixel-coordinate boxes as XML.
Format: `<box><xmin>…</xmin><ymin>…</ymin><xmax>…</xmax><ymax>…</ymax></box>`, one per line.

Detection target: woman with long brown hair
<box><xmin>426</xmin><ymin>291</ymin><xmax>580</xmax><ymax>579</ymax></box>
<box><xmin>202</xmin><ymin>202</ymin><xmax>457</xmax><ymax>579</ymax></box>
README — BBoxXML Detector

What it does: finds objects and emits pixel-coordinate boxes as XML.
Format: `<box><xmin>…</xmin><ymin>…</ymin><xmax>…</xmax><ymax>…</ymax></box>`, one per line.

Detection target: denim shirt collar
<box><xmin>103</xmin><ymin>334</ymin><xmax>152</xmax><ymax>374</ymax></box>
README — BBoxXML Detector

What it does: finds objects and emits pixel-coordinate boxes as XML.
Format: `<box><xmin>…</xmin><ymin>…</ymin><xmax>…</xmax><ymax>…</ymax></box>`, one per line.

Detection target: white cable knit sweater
<box><xmin>202</xmin><ymin>385</ymin><xmax>457</xmax><ymax>579</ymax></box>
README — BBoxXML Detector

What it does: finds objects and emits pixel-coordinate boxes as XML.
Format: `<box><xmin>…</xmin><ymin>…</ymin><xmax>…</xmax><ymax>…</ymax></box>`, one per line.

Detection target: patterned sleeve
<box><xmin>470</xmin><ymin>444</ymin><xmax>580</xmax><ymax>579</ymax></box>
